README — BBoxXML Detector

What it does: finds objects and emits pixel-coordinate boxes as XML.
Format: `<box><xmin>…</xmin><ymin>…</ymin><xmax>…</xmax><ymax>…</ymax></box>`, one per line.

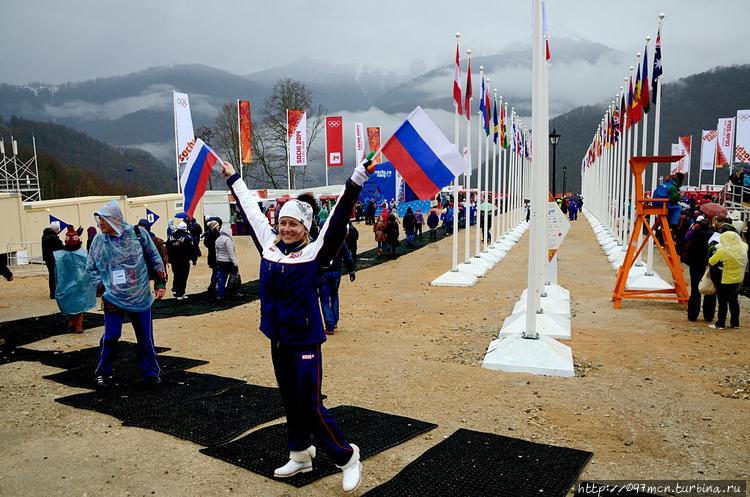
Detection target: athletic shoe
<box><xmin>274</xmin><ymin>446</ymin><xmax>316</xmax><ymax>478</ymax></box>
<box><xmin>708</xmin><ymin>324</ymin><xmax>724</xmax><ymax>330</ymax></box>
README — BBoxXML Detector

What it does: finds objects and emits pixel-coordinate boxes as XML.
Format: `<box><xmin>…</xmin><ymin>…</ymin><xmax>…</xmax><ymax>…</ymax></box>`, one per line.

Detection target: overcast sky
<box><xmin>1</xmin><ymin>0</ymin><xmax>748</xmax><ymax>87</ymax></box>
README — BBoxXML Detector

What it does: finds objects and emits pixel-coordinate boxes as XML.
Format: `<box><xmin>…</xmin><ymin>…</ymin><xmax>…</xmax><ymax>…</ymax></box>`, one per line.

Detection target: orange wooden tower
<box><xmin>612</xmin><ymin>155</ymin><xmax>689</xmax><ymax>309</ymax></box>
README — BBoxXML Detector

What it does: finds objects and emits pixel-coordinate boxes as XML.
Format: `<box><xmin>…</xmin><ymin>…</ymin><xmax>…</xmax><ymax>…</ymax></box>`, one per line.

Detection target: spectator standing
<box><xmin>188</xmin><ymin>217</ymin><xmax>203</xmax><ymax>260</ymax></box>
<box><xmin>86</xmin><ymin>226</ymin><xmax>98</xmax><ymax>251</ymax></box>
<box><xmin>683</xmin><ymin>216</ymin><xmax>715</xmax><ymax>321</ymax></box>
<box><xmin>203</xmin><ymin>218</ymin><xmax>222</xmax><ymax>295</ymax></box>
<box><xmin>385</xmin><ymin>213</ymin><xmax>400</xmax><ymax>257</ymax></box>
<box><xmin>414</xmin><ymin>208</ymin><xmax>424</xmax><ymax>239</ymax></box>
<box><xmin>319</xmin><ymin>243</ymin><xmax>356</xmax><ymax>335</ymax></box>
<box><xmin>318</xmin><ymin>202</ymin><xmax>330</xmax><ymax>228</ymax></box>
<box><xmin>55</xmin><ymin>227</ymin><xmax>96</xmax><ymax>333</ymax></box>
<box><xmin>427</xmin><ymin>208</ymin><xmax>439</xmax><ymax>239</ymax></box>
<box><xmin>214</xmin><ymin>224</ymin><xmax>238</xmax><ymax>302</ymax></box>
<box><xmin>345</xmin><ymin>221</ymin><xmax>359</xmax><ymax>266</ymax></box>
<box><xmin>86</xmin><ymin>201</ymin><xmax>166</xmax><ymax>387</ymax></box>
<box><xmin>373</xmin><ymin>217</ymin><xmax>386</xmax><ymax>256</ymax></box>
<box><xmin>42</xmin><ymin>222</ymin><xmax>64</xmax><ymax>299</ymax></box>
<box><xmin>166</xmin><ymin>222</ymin><xmax>195</xmax><ymax>300</ymax></box>
<box><xmin>708</xmin><ymin>230</ymin><xmax>748</xmax><ymax>329</ymax></box>
<box><xmin>402</xmin><ymin>207</ymin><xmax>416</xmax><ymax>247</ymax></box>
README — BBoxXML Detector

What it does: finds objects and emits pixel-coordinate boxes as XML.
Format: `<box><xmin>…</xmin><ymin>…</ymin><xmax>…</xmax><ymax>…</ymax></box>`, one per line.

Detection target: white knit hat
<box><xmin>177</xmin><ymin>221</ymin><xmax>188</xmax><ymax>230</ymax></box>
<box><xmin>279</xmin><ymin>200</ymin><xmax>313</xmax><ymax>231</ymax></box>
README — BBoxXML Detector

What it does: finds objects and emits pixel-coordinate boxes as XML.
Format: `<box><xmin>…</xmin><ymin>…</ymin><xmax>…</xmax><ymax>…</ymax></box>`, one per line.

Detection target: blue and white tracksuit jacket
<box><xmin>228</xmin><ymin>172</ymin><xmax>363</xmax><ymax>465</ymax></box>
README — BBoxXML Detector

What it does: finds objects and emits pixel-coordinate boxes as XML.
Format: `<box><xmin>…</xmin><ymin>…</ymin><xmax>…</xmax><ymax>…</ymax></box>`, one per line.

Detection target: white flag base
<box><xmin>486</xmin><ymin>246</ymin><xmax>508</xmax><ymax>259</ymax></box>
<box><xmin>593</xmin><ymin>225</ymin><xmax>607</xmax><ymax>234</ymax></box>
<box><xmin>494</xmin><ymin>238</ymin><xmax>516</xmax><ymax>250</ymax></box>
<box><xmin>482</xmin><ymin>335</ymin><xmax>574</xmax><ymax>377</ymax></box>
<box><xmin>430</xmin><ymin>269</ymin><xmax>478</xmax><ymax>287</ymax></box>
<box><xmin>457</xmin><ymin>261</ymin><xmax>489</xmax><ymax>277</ymax></box>
<box><xmin>626</xmin><ymin>271</ymin><xmax>671</xmax><ymax>291</ymax></box>
<box><xmin>512</xmin><ymin>296</ymin><xmax>571</xmax><ymax>318</ymax></box>
<box><xmin>601</xmin><ymin>240</ymin><xmax>619</xmax><ymax>252</ymax></box>
<box><xmin>499</xmin><ymin>309</ymin><xmax>571</xmax><ymax>340</ymax></box>
<box><xmin>607</xmin><ymin>249</ymin><xmax>626</xmax><ymax>264</ymax></box>
<box><xmin>477</xmin><ymin>251</ymin><xmax>502</xmax><ymax>264</ymax></box>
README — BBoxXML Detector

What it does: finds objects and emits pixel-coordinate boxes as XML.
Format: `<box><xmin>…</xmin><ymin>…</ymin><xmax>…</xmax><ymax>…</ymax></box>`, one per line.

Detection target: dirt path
<box><xmin>0</xmin><ymin>218</ymin><xmax>748</xmax><ymax>496</ymax></box>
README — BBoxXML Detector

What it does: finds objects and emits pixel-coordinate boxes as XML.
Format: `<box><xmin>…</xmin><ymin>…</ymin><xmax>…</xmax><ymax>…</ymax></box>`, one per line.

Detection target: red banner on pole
<box><xmin>325</xmin><ymin>116</ymin><xmax>343</xmax><ymax>167</ymax></box>
<box><xmin>366</xmin><ymin>126</ymin><xmax>382</xmax><ymax>165</ymax></box>
<box><xmin>238</xmin><ymin>100</ymin><xmax>252</xmax><ymax>164</ymax></box>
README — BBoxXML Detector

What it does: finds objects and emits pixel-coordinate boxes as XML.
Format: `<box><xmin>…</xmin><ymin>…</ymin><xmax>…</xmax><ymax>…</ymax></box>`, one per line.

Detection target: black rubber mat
<box><xmin>201</xmin><ymin>405</ymin><xmax>438</xmax><ymax>487</ymax></box>
<box><xmin>362</xmin><ymin>428</ymin><xmax>592</xmax><ymax>497</ymax></box>
<box><xmin>573</xmin><ymin>482</ymin><xmax>661</xmax><ymax>497</ymax></box>
<box><xmin>44</xmin><ymin>355</ymin><xmax>207</xmax><ymax>389</ymax></box>
<box><xmin>123</xmin><ymin>383</ymin><xmax>285</xmax><ymax>446</ymax></box>
<box><xmin>55</xmin><ymin>370</ymin><xmax>245</xmax><ymax>423</ymax></box>
<box><xmin>33</xmin><ymin>342</ymin><xmax>170</xmax><ymax>371</ymax></box>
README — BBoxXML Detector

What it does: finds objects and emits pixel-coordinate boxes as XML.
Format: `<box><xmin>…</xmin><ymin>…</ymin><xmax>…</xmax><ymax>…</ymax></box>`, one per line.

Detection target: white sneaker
<box><xmin>274</xmin><ymin>445</ymin><xmax>316</xmax><ymax>478</ymax></box>
<box><xmin>336</xmin><ymin>444</ymin><xmax>361</xmax><ymax>493</ymax></box>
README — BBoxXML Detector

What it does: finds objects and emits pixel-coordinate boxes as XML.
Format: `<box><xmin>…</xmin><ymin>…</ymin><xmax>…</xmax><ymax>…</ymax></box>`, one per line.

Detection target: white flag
<box><xmin>716</xmin><ymin>117</ymin><xmax>735</xmax><ymax>168</ymax></box>
<box><xmin>174</xmin><ymin>92</ymin><xmax>195</xmax><ymax>164</ymax></box>
<box><xmin>670</xmin><ymin>143</ymin><xmax>684</xmax><ymax>174</ymax></box>
<box><xmin>700</xmin><ymin>130</ymin><xmax>717</xmax><ymax>171</ymax></box>
<box><xmin>735</xmin><ymin>109</ymin><xmax>750</xmax><ymax>164</ymax></box>
<box><xmin>678</xmin><ymin>135</ymin><xmax>692</xmax><ymax>175</ymax></box>
<box><xmin>287</xmin><ymin>110</ymin><xmax>307</xmax><ymax>167</ymax></box>
<box><xmin>354</xmin><ymin>122</ymin><xmax>366</xmax><ymax>164</ymax></box>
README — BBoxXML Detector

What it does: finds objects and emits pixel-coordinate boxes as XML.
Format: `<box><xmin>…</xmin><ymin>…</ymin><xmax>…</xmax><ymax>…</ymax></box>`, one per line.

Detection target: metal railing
<box><xmin>5</xmin><ymin>242</ymin><xmax>43</xmax><ymax>266</ymax></box>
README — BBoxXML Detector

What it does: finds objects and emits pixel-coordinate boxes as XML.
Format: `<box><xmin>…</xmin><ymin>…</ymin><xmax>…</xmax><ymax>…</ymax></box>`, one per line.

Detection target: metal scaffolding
<box><xmin>0</xmin><ymin>135</ymin><xmax>42</xmax><ymax>201</ymax></box>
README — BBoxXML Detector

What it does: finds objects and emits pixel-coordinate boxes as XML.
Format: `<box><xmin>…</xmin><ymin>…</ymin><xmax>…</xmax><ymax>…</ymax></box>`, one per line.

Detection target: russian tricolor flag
<box><xmin>381</xmin><ymin>107</ymin><xmax>469</xmax><ymax>200</ymax></box>
<box><xmin>180</xmin><ymin>138</ymin><xmax>221</xmax><ymax>218</ymax></box>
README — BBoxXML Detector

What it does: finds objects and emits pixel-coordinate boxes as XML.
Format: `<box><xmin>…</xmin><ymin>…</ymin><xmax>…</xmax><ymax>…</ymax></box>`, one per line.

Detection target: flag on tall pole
<box><xmin>492</xmin><ymin>96</ymin><xmax>499</xmax><ymax>144</ymax></box>
<box><xmin>453</xmin><ymin>43</ymin><xmax>463</xmax><ymax>116</ymax></box>
<box><xmin>651</xmin><ymin>28</ymin><xmax>663</xmax><ymax>104</ymax></box>
<box><xmin>735</xmin><ymin>109</ymin><xmax>750</xmax><ymax>163</ymax></box>
<box><xmin>641</xmin><ymin>46</ymin><xmax>651</xmax><ymax>114</ymax></box>
<box><xmin>626</xmin><ymin>76</ymin><xmax>634</xmax><ymax>129</ymax></box>
<box><xmin>542</xmin><ymin>0</ymin><xmax>551</xmax><ymax>60</ymax></box>
<box><xmin>484</xmin><ymin>78</ymin><xmax>491</xmax><ymax>136</ymax></box>
<box><xmin>631</xmin><ymin>62</ymin><xmax>643</xmax><ymax>126</ymax></box>
<box><xmin>238</xmin><ymin>100</ymin><xmax>253</xmax><ymax>165</ymax></box>
<box><xmin>700</xmin><ymin>130</ymin><xmax>718</xmax><ymax>171</ymax></box>
<box><xmin>716</xmin><ymin>117</ymin><xmax>736</xmax><ymax>167</ymax></box>
<box><xmin>181</xmin><ymin>139</ymin><xmax>221</xmax><ymax>218</ymax></box>
<box><xmin>479</xmin><ymin>76</ymin><xmax>489</xmax><ymax>135</ymax></box>
<box><xmin>500</xmin><ymin>102</ymin><xmax>508</xmax><ymax>148</ymax></box>
<box><xmin>464</xmin><ymin>57</ymin><xmax>473</xmax><ymax>121</ymax></box>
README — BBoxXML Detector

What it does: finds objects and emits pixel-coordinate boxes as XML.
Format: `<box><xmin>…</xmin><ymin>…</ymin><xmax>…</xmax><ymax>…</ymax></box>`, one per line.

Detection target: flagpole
<box><xmin>630</xmin><ymin>54</ymin><xmax>641</xmax><ymax>265</ymax></box>
<box><xmin>173</xmin><ymin>90</ymin><xmax>181</xmax><ymax>194</ymax></box>
<box><xmin>472</xmin><ymin>65</ymin><xmax>483</xmax><ymax>263</ymax></box>
<box><xmin>698</xmin><ymin>133</ymin><xmax>704</xmax><ymax>191</ymax></box>
<box><xmin>488</xmin><ymin>89</ymin><xmax>498</xmax><ymax>252</ymax></box>
<box><xmin>324</xmin><ymin>117</ymin><xmax>329</xmax><ymax>187</ymax></box>
<box><xmin>457</xmin><ymin>47</ymin><xmax>472</xmax><ymax>271</ymax></box>
<box><xmin>482</xmin><ymin>80</ymin><xmax>491</xmax><ymax>254</ymax></box>
<box><xmin>647</xmin><ymin>13</ymin><xmax>665</xmax><ymax>277</ymax></box>
<box><xmin>286</xmin><ymin>109</ymin><xmax>292</xmax><ymax>191</ymax></box>
<box><xmin>451</xmin><ymin>33</ymin><xmax>461</xmax><ymax>273</ymax></box>
<box><xmin>500</xmin><ymin>101</ymin><xmax>508</xmax><ymax>241</ymax></box>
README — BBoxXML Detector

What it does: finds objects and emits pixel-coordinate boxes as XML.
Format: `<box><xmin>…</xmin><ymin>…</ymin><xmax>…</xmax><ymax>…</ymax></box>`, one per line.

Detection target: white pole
<box><xmin>172</xmin><ymin>91</ymin><xmax>181</xmax><ymax>194</ymax></box>
<box><xmin>324</xmin><ymin>117</ymin><xmax>329</xmax><ymax>187</ymax></box>
<box><xmin>286</xmin><ymin>109</ymin><xmax>292</xmax><ymax>190</ymax></box>
<box><xmin>475</xmin><ymin>110</ymin><xmax>483</xmax><ymax>256</ymax></box>
<box><xmin>500</xmin><ymin>101</ymin><xmax>508</xmax><ymax>240</ymax></box>
<box><xmin>525</xmin><ymin>0</ymin><xmax>545</xmax><ymax>339</ymax></box>
<box><xmin>457</xmin><ymin>48</ymin><xmax>472</xmax><ymax>270</ymax></box>
<box><xmin>481</xmin><ymin>82</ymin><xmax>490</xmax><ymax>253</ymax></box>
<box><xmin>647</xmin><ymin>13</ymin><xmax>665</xmax><ymax>276</ymax></box>
<box><xmin>451</xmin><ymin>33</ymin><xmax>461</xmax><ymax>273</ymax></box>
<box><xmin>488</xmin><ymin>89</ymin><xmax>498</xmax><ymax>251</ymax></box>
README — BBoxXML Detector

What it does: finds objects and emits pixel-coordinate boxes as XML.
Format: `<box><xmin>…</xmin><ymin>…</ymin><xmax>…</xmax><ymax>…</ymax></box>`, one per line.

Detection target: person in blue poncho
<box><xmin>653</xmin><ymin>173</ymin><xmax>684</xmax><ymax>230</ymax></box>
<box><xmin>54</xmin><ymin>227</ymin><xmax>96</xmax><ymax>333</ymax></box>
<box><xmin>86</xmin><ymin>200</ymin><xmax>167</xmax><ymax>388</ymax></box>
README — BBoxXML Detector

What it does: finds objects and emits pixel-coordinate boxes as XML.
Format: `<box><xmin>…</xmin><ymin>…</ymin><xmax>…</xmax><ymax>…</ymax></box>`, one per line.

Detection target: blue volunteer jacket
<box><xmin>228</xmin><ymin>173</ymin><xmax>361</xmax><ymax>347</ymax></box>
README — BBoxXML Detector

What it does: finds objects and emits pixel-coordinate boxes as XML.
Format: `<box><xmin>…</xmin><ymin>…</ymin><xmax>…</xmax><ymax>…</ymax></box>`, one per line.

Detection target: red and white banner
<box><xmin>700</xmin><ymin>130</ymin><xmax>717</xmax><ymax>171</ymax></box>
<box><xmin>287</xmin><ymin>110</ymin><xmax>307</xmax><ymax>167</ymax></box>
<box><xmin>238</xmin><ymin>100</ymin><xmax>252</xmax><ymax>165</ymax></box>
<box><xmin>735</xmin><ymin>109</ymin><xmax>750</xmax><ymax>164</ymax></box>
<box><xmin>716</xmin><ymin>117</ymin><xmax>735</xmax><ymax>168</ymax></box>
<box><xmin>354</xmin><ymin>122</ymin><xmax>366</xmax><ymax>164</ymax></box>
<box><xmin>670</xmin><ymin>143</ymin><xmax>684</xmax><ymax>174</ymax></box>
<box><xmin>325</xmin><ymin>116</ymin><xmax>343</xmax><ymax>168</ymax></box>
<box><xmin>678</xmin><ymin>135</ymin><xmax>692</xmax><ymax>175</ymax></box>
<box><xmin>366</xmin><ymin>126</ymin><xmax>382</xmax><ymax>165</ymax></box>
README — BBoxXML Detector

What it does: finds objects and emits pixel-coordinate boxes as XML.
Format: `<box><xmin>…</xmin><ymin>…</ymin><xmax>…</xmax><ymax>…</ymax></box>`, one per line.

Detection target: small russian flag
<box><xmin>180</xmin><ymin>139</ymin><xmax>221</xmax><ymax>218</ymax></box>
<box><xmin>381</xmin><ymin>107</ymin><xmax>469</xmax><ymax>200</ymax></box>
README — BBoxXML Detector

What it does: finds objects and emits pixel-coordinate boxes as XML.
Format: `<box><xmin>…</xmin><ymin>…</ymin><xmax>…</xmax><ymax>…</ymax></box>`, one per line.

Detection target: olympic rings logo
<box><xmin>327</xmin><ymin>120</ymin><xmax>341</xmax><ymax>128</ymax></box>
<box><xmin>176</xmin><ymin>98</ymin><xmax>188</xmax><ymax>107</ymax></box>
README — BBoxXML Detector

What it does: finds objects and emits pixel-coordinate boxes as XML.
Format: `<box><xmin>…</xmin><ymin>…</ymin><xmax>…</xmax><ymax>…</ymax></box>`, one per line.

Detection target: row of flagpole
<box><xmin>580</xmin><ymin>13</ymin><xmax>668</xmax><ymax>290</ymax></box>
<box><xmin>435</xmin><ymin>32</ymin><xmax>532</xmax><ymax>287</ymax></box>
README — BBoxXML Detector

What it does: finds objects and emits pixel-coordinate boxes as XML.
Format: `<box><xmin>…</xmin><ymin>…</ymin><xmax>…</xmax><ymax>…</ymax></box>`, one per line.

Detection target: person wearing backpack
<box><xmin>167</xmin><ymin>222</ymin><xmax>195</xmax><ymax>300</ymax></box>
<box><xmin>203</xmin><ymin>218</ymin><xmax>223</xmax><ymax>295</ymax></box>
<box><xmin>86</xmin><ymin>201</ymin><xmax>166</xmax><ymax>388</ymax></box>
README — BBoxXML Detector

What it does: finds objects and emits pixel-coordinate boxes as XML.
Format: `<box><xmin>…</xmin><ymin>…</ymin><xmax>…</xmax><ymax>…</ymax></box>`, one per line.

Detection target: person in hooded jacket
<box><xmin>213</xmin><ymin>223</ymin><xmax>238</xmax><ymax>302</ymax></box>
<box><xmin>319</xmin><ymin>243</ymin><xmax>355</xmax><ymax>335</ymax></box>
<box><xmin>385</xmin><ymin>213</ymin><xmax>400</xmax><ymax>257</ymax></box>
<box><xmin>42</xmin><ymin>222</ymin><xmax>64</xmax><ymax>298</ymax></box>
<box><xmin>203</xmin><ymin>218</ymin><xmax>223</xmax><ymax>294</ymax></box>
<box><xmin>427</xmin><ymin>208</ymin><xmax>439</xmax><ymax>239</ymax></box>
<box><xmin>55</xmin><ymin>227</ymin><xmax>97</xmax><ymax>333</ymax></box>
<box><xmin>188</xmin><ymin>217</ymin><xmax>203</xmax><ymax>260</ymax></box>
<box><xmin>86</xmin><ymin>201</ymin><xmax>167</xmax><ymax>388</ymax></box>
<box><xmin>402</xmin><ymin>207</ymin><xmax>416</xmax><ymax>247</ymax></box>
<box><xmin>708</xmin><ymin>230</ymin><xmax>748</xmax><ymax>329</ymax></box>
<box><xmin>221</xmin><ymin>157</ymin><xmax>370</xmax><ymax>493</ymax></box>
<box><xmin>86</xmin><ymin>226</ymin><xmax>97</xmax><ymax>251</ymax></box>
<box><xmin>167</xmin><ymin>222</ymin><xmax>195</xmax><ymax>300</ymax></box>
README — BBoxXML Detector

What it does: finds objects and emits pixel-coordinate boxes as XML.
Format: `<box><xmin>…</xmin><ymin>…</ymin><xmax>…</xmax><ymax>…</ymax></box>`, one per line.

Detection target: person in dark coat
<box><xmin>402</xmin><ymin>207</ymin><xmax>416</xmax><ymax>247</ymax></box>
<box><xmin>86</xmin><ymin>226</ymin><xmax>97</xmax><ymax>251</ymax></box>
<box><xmin>345</xmin><ymin>221</ymin><xmax>359</xmax><ymax>266</ymax></box>
<box><xmin>42</xmin><ymin>222</ymin><xmax>64</xmax><ymax>298</ymax></box>
<box><xmin>187</xmin><ymin>217</ymin><xmax>203</xmax><ymax>261</ymax></box>
<box><xmin>683</xmin><ymin>216</ymin><xmax>715</xmax><ymax>321</ymax></box>
<box><xmin>365</xmin><ymin>200</ymin><xmax>376</xmax><ymax>225</ymax></box>
<box><xmin>427</xmin><ymin>209</ymin><xmax>439</xmax><ymax>239</ymax></box>
<box><xmin>319</xmin><ymin>243</ymin><xmax>356</xmax><ymax>335</ymax></box>
<box><xmin>385</xmin><ymin>213</ymin><xmax>400</xmax><ymax>257</ymax></box>
<box><xmin>1</xmin><ymin>260</ymin><xmax>13</xmax><ymax>281</ymax></box>
<box><xmin>166</xmin><ymin>222</ymin><xmax>195</xmax><ymax>299</ymax></box>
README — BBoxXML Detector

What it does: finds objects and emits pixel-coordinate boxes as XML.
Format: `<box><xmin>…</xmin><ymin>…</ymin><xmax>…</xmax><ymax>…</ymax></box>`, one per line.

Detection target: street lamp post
<box><xmin>549</xmin><ymin>128</ymin><xmax>561</xmax><ymax>198</ymax></box>
<box><xmin>562</xmin><ymin>165</ymin><xmax>567</xmax><ymax>197</ymax></box>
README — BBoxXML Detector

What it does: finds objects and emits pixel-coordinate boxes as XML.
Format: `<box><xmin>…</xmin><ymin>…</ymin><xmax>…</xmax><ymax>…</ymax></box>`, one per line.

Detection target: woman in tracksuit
<box><xmin>221</xmin><ymin>158</ymin><xmax>371</xmax><ymax>493</ymax></box>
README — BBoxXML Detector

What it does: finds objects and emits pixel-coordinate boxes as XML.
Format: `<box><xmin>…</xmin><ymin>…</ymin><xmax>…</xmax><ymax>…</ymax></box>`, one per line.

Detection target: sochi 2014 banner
<box><xmin>287</xmin><ymin>110</ymin><xmax>307</xmax><ymax>167</ymax></box>
<box><xmin>325</xmin><ymin>116</ymin><xmax>343</xmax><ymax>167</ymax></box>
<box><xmin>366</xmin><ymin>126</ymin><xmax>382</xmax><ymax>165</ymax></box>
<box><xmin>670</xmin><ymin>143</ymin><xmax>684</xmax><ymax>174</ymax></box>
<box><xmin>700</xmin><ymin>130</ymin><xmax>718</xmax><ymax>171</ymax></box>
<box><xmin>735</xmin><ymin>109</ymin><xmax>750</xmax><ymax>164</ymax></box>
<box><xmin>678</xmin><ymin>135</ymin><xmax>692</xmax><ymax>174</ymax></box>
<box><xmin>238</xmin><ymin>100</ymin><xmax>252</xmax><ymax>164</ymax></box>
<box><xmin>174</xmin><ymin>91</ymin><xmax>194</xmax><ymax>164</ymax></box>
<box><xmin>716</xmin><ymin>117</ymin><xmax>735</xmax><ymax>168</ymax></box>
<box><xmin>354</xmin><ymin>122</ymin><xmax>366</xmax><ymax>164</ymax></box>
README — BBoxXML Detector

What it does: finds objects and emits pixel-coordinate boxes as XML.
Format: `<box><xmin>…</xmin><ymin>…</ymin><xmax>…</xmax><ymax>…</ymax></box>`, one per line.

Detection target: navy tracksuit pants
<box><xmin>271</xmin><ymin>343</ymin><xmax>353</xmax><ymax>466</ymax></box>
<box><xmin>95</xmin><ymin>306</ymin><xmax>160</xmax><ymax>379</ymax></box>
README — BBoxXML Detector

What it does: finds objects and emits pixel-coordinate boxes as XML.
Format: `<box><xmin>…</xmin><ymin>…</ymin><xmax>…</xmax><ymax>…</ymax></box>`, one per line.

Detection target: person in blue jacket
<box><xmin>86</xmin><ymin>201</ymin><xmax>167</xmax><ymax>388</ymax></box>
<box><xmin>221</xmin><ymin>158</ymin><xmax>369</xmax><ymax>493</ymax></box>
<box><xmin>319</xmin><ymin>242</ymin><xmax>356</xmax><ymax>335</ymax></box>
